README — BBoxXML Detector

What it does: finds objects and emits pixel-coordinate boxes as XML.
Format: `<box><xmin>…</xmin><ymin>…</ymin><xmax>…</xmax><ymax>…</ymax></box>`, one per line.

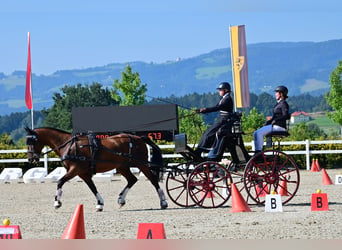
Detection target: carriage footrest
<box><xmin>174</xmin><ymin>133</ymin><xmax>187</xmax><ymax>152</ymax></box>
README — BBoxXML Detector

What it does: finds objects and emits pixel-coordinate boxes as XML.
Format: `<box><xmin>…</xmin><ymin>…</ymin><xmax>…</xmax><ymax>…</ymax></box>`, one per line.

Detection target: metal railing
<box><xmin>1</xmin><ymin>140</ymin><xmax>342</xmax><ymax>171</ymax></box>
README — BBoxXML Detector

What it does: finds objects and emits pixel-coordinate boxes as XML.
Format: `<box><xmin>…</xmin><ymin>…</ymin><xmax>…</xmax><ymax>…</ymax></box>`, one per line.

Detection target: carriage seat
<box><xmin>265</xmin><ymin>120</ymin><xmax>290</xmax><ymax>138</ymax></box>
<box><xmin>266</xmin><ymin>130</ymin><xmax>290</xmax><ymax>138</ymax></box>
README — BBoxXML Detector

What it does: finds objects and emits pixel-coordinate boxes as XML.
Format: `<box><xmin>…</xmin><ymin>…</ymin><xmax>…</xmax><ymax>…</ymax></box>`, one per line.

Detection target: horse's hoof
<box><xmin>54</xmin><ymin>200</ymin><xmax>62</xmax><ymax>209</ymax></box>
<box><xmin>96</xmin><ymin>204</ymin><xmax>104</xmax><ymax>212</ymax></box>
<box><xmin>160</xmin><ymin>200</ymin><xmax>168</xmax><ymax>209</ymax></box>
<box><xmin>118</xmin><ymin>197</ymin><xmax>126</xmax><ymax>208</ymax></box>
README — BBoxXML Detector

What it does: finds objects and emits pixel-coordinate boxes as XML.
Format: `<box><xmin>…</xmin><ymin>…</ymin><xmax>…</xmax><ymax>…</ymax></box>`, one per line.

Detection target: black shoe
<box><xmin>252</xmin><ymin>151</ymin><xmax>264</xmax><ymax>163</ymax></box>
<box><xmin>194</xmin><ymin>148</ymin><xmax>203</xmax><ymax>157</ymax></box>
<box><xmin>253</xmin><ymin>150</ymin><xmax>261</xmax><ymax>156</ymax></box>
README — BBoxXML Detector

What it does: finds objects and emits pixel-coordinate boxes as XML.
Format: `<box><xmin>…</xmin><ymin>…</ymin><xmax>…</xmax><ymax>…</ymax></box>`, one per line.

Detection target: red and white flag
<box><xmin>25</xmin><ymin>32</ymin><xmax>33</xmax><ymax>110</ymax></box>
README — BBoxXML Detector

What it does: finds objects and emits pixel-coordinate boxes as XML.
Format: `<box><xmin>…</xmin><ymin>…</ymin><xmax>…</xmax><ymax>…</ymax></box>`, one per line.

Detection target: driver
<box><xmin>195</xmin><ymin>82</ymin><xmax>234</xmax><ymax>159</ymax></box>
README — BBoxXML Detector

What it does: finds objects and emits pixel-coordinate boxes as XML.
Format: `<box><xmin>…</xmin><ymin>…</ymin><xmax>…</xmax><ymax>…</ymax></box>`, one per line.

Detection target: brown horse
<box><xmin>25</xmin><ymin>127</ymin><xmax>168</xmax><ymax>211</ymax></box>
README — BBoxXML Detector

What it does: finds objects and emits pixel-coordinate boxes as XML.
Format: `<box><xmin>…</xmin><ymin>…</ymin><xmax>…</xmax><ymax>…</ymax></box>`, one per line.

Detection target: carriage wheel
<box><xmin>165</xmin><ymin>163</ymin><xmax>196</xmax><ymax>207</ymax></box>
<box><xmin>243</xmin><ymin>150</ymin><xmax>300</xmax><ymax>205</ymax></box>
<box><xmin>187</xmin><ymin>161</ymin><xmax>232</xmax><ymax>208</ymax></box>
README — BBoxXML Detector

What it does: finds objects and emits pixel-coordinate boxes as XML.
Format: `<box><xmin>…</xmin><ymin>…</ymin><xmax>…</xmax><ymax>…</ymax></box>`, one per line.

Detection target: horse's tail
<box><xmin>141</xmin><ymin>136</ymin><xmax>164</xmax><ymax>182</ymax></box>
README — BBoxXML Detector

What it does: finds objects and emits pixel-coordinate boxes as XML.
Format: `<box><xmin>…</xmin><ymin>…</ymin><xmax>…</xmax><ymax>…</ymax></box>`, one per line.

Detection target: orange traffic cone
<box><xmin>277</xmin><ymin>180</ymin><xmax>289</xmax><ymax>196</ymax></box>
<box><xmin>315</xmin><ymin>159</ymin><xmax>321</xmax><ymax>171</ymax></box>
<box><xmin>230</xmin><ymin>183</ymin><xmax>251</xmax><ymax>213</ymax></box>
<box><xmin>61</xmin><ymin>204</ymin><xmax>86</xmax><ymax>239</ymax></box>
<box><xmin>310</xmin><ymin>159</ymin><xmax>318</xmax><ymax>172</ymax></box>
<box><xmin>256</xmin><ymin>183</ymin><xmax>269</xmax><ymax>197</ymax></box>
<box><xmin>322</xmin><ymin>168</ymin><xmax>333</xmax><ymax>185</ymax></box>
<box><xmin>201</xmin><ymin>190</ymin><xmax>215</xmax><ymax>199</ymax></box>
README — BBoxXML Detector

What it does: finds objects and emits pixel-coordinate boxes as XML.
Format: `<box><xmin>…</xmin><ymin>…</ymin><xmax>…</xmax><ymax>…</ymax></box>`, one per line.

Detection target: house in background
<box><xmin>290</xmin><ymin>111</ymin><xmax>311</xmax><ymax>124</ymax></box>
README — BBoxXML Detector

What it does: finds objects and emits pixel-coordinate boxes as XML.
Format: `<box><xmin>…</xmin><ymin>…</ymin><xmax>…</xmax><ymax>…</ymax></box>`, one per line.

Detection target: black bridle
<box><xmin>26</xmin><ymin>130</ymin><xmax>78</xmax><ymax>164</ymax></box>
<box><xmin>26</xmin><ymin>134</ymin><xmax>40</xmax><ymax>163</ymax></box>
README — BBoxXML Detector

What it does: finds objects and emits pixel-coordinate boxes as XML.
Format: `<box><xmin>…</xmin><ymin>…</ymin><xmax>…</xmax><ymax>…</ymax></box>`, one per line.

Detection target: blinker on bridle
<box><xmin>26</xmin><ymin>134</ymin><xmax>37</xmax><ymax>146</ymax></box>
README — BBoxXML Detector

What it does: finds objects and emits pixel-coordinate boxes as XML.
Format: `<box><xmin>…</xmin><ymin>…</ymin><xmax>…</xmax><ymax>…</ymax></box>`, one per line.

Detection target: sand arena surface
<box><xmin>0</xmin><ymin>168</ymin><xmax>341</xmax><ymax>239</ymax></box>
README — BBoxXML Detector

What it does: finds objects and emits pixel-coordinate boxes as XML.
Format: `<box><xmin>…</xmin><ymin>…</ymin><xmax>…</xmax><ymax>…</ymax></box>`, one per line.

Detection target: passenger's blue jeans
<box><xmin>253</xmin><ymin>125</ymin><xmax>286</xmax><ymax>151</ymax></box>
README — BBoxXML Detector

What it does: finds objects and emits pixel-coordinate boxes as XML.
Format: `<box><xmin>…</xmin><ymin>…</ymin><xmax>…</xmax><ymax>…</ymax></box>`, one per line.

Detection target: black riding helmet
<box><xmin>275</xmin><ymin>85</ymin><xmax>288</xmax><ymax>97</ymax></box>
<box><xmin>217</xmin><ymin>82</ymin><xmax>231</xmax><ymax>91</ymax></box>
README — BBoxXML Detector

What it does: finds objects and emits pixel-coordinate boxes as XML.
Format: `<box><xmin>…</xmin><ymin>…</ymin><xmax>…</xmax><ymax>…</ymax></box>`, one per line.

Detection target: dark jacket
<box><xmin>266</xmin><ymin>99</ymin><xmax>290</xmax><ymax>129</ymax></box>
<box><xmin>201</xmin><ymin>93</ymin><xmax>233</xmax><ymax>116</ymax></box>
<box><xmin>196</xmin><ymin>93</ymin><xmax>234</xmax><ymax>150</ymax></box>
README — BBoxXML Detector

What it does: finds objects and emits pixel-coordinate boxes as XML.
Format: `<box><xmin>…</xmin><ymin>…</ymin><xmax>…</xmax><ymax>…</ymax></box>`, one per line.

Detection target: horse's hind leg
<box><xmin>139</xmin><ymin>165</ymin><xmax>168</xmax><ymax>209</ymax></box>
<box><xmin>79</xmin><ymin>174</ymin><xmax>104</xmax><ymax>212</ymax></box>
<box><xmin>117</xmin><ymin>167</ymin><xmax>138</xmax><ymax>208</ymax></box>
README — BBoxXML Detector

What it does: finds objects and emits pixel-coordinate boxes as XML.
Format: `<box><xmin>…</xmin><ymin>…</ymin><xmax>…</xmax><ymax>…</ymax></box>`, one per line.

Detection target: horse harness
<box><xmin>60</xmin><ymin>133</ymin><xmax>136</xmax><ymax>175</ymax></box>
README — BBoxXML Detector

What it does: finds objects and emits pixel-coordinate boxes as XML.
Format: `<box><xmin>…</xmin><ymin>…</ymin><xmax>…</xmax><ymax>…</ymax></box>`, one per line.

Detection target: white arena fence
<box><xmin>1</xmin><ymin>140</ymin><xmax>342</xmax><ymax>173</ymax></box>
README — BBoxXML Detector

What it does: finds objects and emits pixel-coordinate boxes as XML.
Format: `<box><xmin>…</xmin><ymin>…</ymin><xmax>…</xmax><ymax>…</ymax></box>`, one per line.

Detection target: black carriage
<box><xmin>165</xmin><ymin>111</ymin><xmax>300</xmax><ymax>209</ymax></box>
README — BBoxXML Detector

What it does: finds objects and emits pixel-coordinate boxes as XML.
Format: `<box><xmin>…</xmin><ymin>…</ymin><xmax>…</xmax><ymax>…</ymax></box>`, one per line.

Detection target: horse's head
<box><xmin>25</xmin><ymin>127</ymin><xmax>43</xmax><ymax>164</ymax></box>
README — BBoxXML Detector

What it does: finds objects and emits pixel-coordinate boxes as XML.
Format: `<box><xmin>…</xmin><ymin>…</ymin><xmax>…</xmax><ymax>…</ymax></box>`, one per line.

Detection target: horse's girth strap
<box><xmin>128</xmin><ymin>135</ymin><xmax>134</xmax><ymax>164</ymax></box>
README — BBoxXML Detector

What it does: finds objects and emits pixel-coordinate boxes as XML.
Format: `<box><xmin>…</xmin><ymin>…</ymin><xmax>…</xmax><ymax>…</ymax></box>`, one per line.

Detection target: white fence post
<box><xmin>43</xmin><ymin>147</ymin><xmax>49</xmax><ymax>172</ymax></box>
<box><xmin>305</xmin><ymin>139</ymin><xmax>311</xmax><ymax>170</ymax></box>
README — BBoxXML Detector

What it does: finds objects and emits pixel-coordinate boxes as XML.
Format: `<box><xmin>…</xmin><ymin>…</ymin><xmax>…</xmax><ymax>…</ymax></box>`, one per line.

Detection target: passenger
<box><xmin>253</xmin><ymin>85</ymin><xmax>290</xmax><ymax>154</ymax></box>
<box><xmin>195</xmin><ymin>82</ymin><xmax>234</xmax><ymax>158</ymax></box>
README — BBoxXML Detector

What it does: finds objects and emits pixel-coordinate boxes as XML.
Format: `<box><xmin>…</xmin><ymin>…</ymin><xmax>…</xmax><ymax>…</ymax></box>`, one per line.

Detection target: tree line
<box><xmin>0</xmin><ymin>86</ymin><xmax>332</xmax><ymax>140</ymax></box>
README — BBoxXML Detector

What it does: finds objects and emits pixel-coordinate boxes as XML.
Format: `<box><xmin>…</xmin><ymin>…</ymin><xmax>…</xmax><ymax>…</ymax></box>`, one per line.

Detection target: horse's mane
<box><xmin>36</xmin><ymin>127</ymin><xmax>72</xmax><ymax>135</ymax></box>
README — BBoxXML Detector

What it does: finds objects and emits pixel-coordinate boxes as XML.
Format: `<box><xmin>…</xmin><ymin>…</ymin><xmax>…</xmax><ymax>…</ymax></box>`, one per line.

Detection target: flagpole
<box><xmin>31</xmin><ymin>103</ymin><xmax>34</xmax><ymax>130</ymax></box>
<box><xmin>229</xmin><ymin>25</ymin><xmax>237</xmax><ymax>112</ymax></box>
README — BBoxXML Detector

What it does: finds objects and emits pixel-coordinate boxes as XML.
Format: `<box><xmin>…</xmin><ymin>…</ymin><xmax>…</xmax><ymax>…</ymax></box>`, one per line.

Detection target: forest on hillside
<box><xmin>148</xmin><ymin>92</ymin><xmax>332</xmax><ymax>124</ymax></box>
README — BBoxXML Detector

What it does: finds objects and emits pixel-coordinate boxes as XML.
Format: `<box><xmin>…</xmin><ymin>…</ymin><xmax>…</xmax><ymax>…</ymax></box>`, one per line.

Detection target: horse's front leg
<box><xmin>54</xmin><ymin>177</ymin><xmax>66</xmax><ymax>209</ymax></box>
<box><xmin>54</xmin><ymin>168</ymin><xmax>78</xmax><ymax>209</ymax></box>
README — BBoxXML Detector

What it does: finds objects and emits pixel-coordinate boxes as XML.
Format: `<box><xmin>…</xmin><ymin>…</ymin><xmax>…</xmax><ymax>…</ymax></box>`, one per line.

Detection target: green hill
<box><xmin>307</xmin><ymin>112</ymin><xmax>341</xmax><ymax>135</ymax></box>
<box><xmin>1</xmin><ymin>39</ymin><xmax>342</xmax><ymax>115</ymax></box>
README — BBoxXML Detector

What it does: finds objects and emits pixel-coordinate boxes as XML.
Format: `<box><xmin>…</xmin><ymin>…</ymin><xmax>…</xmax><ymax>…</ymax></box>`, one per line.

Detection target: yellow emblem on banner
<box><xmin>234</xmin><ymin>56</ymin><xmax>245</xmax><ymax>71</ymax></box>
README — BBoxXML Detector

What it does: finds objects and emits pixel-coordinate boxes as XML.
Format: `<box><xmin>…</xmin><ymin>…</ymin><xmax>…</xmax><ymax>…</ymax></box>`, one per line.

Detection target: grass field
<box><xmin>307</xmin><ymin>112</ymin><xmax>341</xmax><ymax>136</ymax></box>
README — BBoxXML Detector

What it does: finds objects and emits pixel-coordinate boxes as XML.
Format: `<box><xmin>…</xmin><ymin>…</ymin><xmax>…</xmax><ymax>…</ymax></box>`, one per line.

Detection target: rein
<box><xmin>114</xmin><ymin>112</ymin><xmax>197</xmax><ymax>132</ymax></box>
<box><xmin>41</xmin><ymin>136</ymin><xmax>77</xmax><ymax>156</ymax></box>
